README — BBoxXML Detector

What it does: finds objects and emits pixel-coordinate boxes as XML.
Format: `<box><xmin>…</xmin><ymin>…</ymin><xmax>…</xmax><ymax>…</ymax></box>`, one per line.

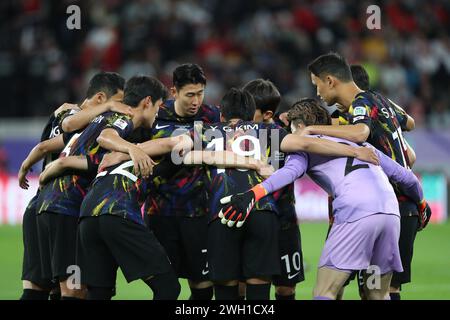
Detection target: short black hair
<box><xmin>288</xmin><ymin>98</ymin><xmax>331</xmax><ymax>127</ymax></box>
<box><xmin>242</xmin><ymin>79</ymin><xmax>281</xmax><ymax>113</ymax></box>
<box><xmin>173</xmin><ymin>63</ymin><xmax>207</xmax><ymax>90</ymax></box>
<box><xmin>123</xmin><ymin>76</ymin><xmax>168</xmax><ymax>108</ymax></box>
<box><xmin>350</xmin><ymin>64</ymin><xmax>370</xmax><ymax>90</ymax></box>
<box><xmin>86</xmin><ymin>72</ymin><xmax>125</xmax><ymax>99</ymax></box>
<box><xmin>307</xmin><ymin>52</ymin><xmax>353</xmax><ymax>82</ymax></box>
<box><xmin>220</xmin><ymin>88</ymin><xmax>256</xmax><ymax>121</ymax></box>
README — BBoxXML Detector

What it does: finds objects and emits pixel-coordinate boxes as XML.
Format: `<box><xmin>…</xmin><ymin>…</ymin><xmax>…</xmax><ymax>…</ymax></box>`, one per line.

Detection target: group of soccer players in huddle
<box><xmin>18</xmin><ymin>52</ymin><xmax>431</xmax><ymax>300</ymax></box>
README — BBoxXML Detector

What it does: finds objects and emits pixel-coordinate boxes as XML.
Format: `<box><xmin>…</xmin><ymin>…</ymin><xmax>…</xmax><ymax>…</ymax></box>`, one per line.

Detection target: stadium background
<box><xmin>0</xmin><ymin>0</ymin><xmax>449</xmax><ymax>299</ymax></box>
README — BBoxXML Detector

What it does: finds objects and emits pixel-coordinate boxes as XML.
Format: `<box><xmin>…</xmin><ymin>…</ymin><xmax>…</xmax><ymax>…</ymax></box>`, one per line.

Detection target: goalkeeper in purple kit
<box><xmin>220</xmin><ymin>98</ymin><xmax>431</xmax><ymax>300</ymax></box>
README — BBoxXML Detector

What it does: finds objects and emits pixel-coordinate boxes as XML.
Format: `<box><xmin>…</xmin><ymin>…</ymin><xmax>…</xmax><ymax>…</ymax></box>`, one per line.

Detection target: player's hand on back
<box><xmin>128</xmin><ymin>145</ymin><xmax>156</xmax><ymax>179</ymax></box>
<box><xmin>355</xmin><ymin>146</ymin><xmax>379</xmax><ymax>165</ymax></box>
<box><xmin>99</xmin><ymin>151</ymin><xmax>130</xmax><ymax>172</ymax></box>
<box><xmin>417</xmin><ymin>200</ymin><xmax>432</xmax><ymax>231</ymax></box>
<box><xmin>257</xmin><ymin>162</ymin><xmax>275</xmax><ymax>179</ymax></box>
<box><xmin>54</xmin><ymin>102</ymin><xmax>79</xmax><ymax>117</ymax></box>
<box><xmin>108</xmin><ymin>101</ymin><xmax>133</xmax><ymax>118</ymax></box>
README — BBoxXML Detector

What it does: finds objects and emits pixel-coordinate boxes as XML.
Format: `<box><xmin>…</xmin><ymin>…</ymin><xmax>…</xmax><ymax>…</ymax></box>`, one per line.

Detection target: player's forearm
<box><xmin>21</xmin><ymin>137</ymin><xmax>64</xmax><ymax>170</ymax></box>
<box><xmin>62</xmin><ymin>104</ymin><xmax>109</xmax><ymax>132</ymax></box>
<box><xmin>306</xmin><ymin>123</ymin><xmax>370</xmax><ymax>143</ymax></box>
<box><xmin>406</xmin><ymin>140</ymin><xmax>416</xmax><ymax>167</ymax></box>
<box><xmin>281</xmin><ymin>134</ymin><xmax>362</xmax><ymax>158</ymax></box>
<box><xmin>138</xmin><ymin>135</ymin><xmax>193</xmax><ymax>157</ymax></box>
<box><xmin>97</xmin><ymin>129</ymin><xmax>135</xmax><ymax>154</ymax></box>
<box><xmin>260</xmin><ymin>154</ymin><xmax>306</xmax><ymax>194</ymax></box>
<box><xmin>202</xmin><ymin>151</ymin><xmax>262</xmax><ymax>170</ymax></box>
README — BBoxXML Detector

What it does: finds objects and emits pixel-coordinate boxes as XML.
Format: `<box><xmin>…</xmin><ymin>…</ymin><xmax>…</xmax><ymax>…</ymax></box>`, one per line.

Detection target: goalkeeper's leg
<box><xmin>313</xmin><ymin>267</ymin><xmax>351</xmax><ymax>300</ymax></box>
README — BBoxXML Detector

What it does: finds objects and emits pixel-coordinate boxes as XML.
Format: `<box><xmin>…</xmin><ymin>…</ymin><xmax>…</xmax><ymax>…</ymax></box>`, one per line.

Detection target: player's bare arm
<box><xmin>54</xmin><ymin>103</ymin><xmax>80</xmax><ymax>117</ymax></box>
<box><xmin>302</xmin><ymin>123</ymin><xmax>370</xmax><ymax>144</ymax></box>
<box><xmin>62</xmin><ymin>100</ymin><xmax>133</xmax><ymax>133</ymax></box>
<box><xmin>96</xmin><ymin>128</ymin><xmax>154</xmax><ymax>178</ymax></box>
<box><xmin>39</xmin><ymin>155</ymin><xmax>88</xmax><ymax>186</ymax></box>
<box><xmin>18</xmin><ymin>135</ymin><xmax>65</xmax><ymax>189</ymax></box>
<box><xmin>280</xmin><ymin>133</ymin><xmax>378</xmax><ymax>165</ymax></box>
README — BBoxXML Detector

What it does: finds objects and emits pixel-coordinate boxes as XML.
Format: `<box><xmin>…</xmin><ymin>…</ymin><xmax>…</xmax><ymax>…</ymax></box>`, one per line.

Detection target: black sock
<box><xmin>87</xmin><ymin>287</ymin><xmax>114</xmax><ymax>300</ymax></box>
<box><xmin>246</xmin><ymin>283</ymin><xmax>271</xmax><ymax>300</ymax></box>
<box><xmin>189</xmin><ymin>287</ymin><xmax>213</xmax><ymax>300</ymax></box>
<box><xmin>275</xmin><ymin>293</ymin><xmax>295</xmax><ymax>300</ymax></box>
<box><xmin>145</xmin><ymin>272</ymin><xmax>180</xmax><ymax>300</ymax></box>
<box><xmin>390</xmin><ymin>292</ymin><xmax>401</xmax><ymax>300</ymax></box>
<box><xmin>49</xmin><ymin>292</ymin><xmax>61</xmax><ymax>300</ymax></box>
<box><xmin>20</xmin><ymin>289</ymin><xmax>49</xmax><ymax>300</ymax></box>
<box><xmin>61</xmin><ymin>296</ymin><xmax>83</xmax><ymax>300</ymax></box>
<box><xmin>214</xmin><ymin>285</ymin><xmax>239</xmax><ymax>300</ymax></box>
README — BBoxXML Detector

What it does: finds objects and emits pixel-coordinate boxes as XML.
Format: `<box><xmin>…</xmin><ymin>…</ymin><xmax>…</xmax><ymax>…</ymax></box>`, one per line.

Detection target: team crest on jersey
<box><xmin>353</xmin><ymin>107</ymin><xmax>367</xmax><ymax>116</ymax></box>
<box><xmin>113</xmin><ymin>118</ymin><xmax>128</xmax><ymax>130</ymax></box>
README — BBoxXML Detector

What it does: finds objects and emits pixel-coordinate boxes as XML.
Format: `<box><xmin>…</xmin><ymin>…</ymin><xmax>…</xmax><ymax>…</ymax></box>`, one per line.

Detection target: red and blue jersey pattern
<box><xmin>144</xmin><ymin>99</ymin><xmax>221</xmax><ymax>218</ymax></box>
<box><xmin>37</xmin><ymin>112</ymin><xmax>134</xmax><ymax>217</ymax></box>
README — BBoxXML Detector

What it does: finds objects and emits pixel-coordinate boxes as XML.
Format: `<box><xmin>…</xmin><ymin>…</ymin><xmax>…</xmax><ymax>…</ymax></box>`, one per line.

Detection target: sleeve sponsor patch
<box><xmin>352</xmin><ymin>116</ymin><xmax>365</xmax><ymax>122</ymax></box>
<box><xmin>113</xmin><ymin>118</ymin><xmax>129</xmax><ymax>130</ymax></box>
<box><xmin>353</xmin><ymin>106</ymin><xmax>367</xmax><ymax>116</ymax></box>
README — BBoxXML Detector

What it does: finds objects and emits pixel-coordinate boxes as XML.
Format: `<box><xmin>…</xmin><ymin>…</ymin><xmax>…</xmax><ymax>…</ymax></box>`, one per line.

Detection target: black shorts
<box><xmin>207</xmin><ymin>211</ymin><xmax>280</xmax><ymax>282</ymax></box>
<box><xmin>21</xmin><ymin>195</ymin><xmax>53</xmax><ymax>289</ymax></box>
<box><xmin>145</xmin><ymin>214</ymin><xmax>209</xmax><ymax>282</ymax></box>
<box><xmin>272</xmin><ymin>224</ymin><xmax>305</xmax><ymax>287</ymax></box>
<box><xmin>391</xmin><ymin>200</ymin><xmax>419</xmax><ymax>288</ymax></box>
<box><xmin>36</xmin><ymin>211</ymin><xmax>79</xmax><ymax>282</ymax></box>
<box><xmin>78</xmin><ymin>215</ymin><xmax>173</xmax><ymax>288</ymax></box>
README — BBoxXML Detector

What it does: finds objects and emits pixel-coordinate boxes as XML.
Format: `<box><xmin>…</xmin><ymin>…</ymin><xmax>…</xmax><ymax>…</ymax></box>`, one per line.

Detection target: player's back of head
<box><xmin>308</xmin><ymin>52</ymin><xmax>353</xmax><ymax>82</ymax></box>
<box><xmin>173</xmin><ymin>63</ymin><xmax>207</xmax><ymax>90</ymax></box>
<box><xmin>242</xmin><ymin>79</ymin><xmax>281</xmax><ymax>113</ymax></box>
<box><xmin>86</xmin><ymin>72</ymin><xmax>125</xmax><ymax>99</ymax></box>
<box><xmin>220</xmin><ymin>88</ymin><xmax>256</xmax><ymax>121</ymax></box>
<box><xmin>288</xmin><ymin>98</ymin><xmax>331</xmax><ymax>128</ymax></box>
<box><xmin>123</xmin><ymin>76</ymin><xmax>168</xmax><ymax>108</ymax></box>
<box><xmin>350</xmin><ymin>65</ymin><xmax>370</xmax><ymax>90</ymax></box>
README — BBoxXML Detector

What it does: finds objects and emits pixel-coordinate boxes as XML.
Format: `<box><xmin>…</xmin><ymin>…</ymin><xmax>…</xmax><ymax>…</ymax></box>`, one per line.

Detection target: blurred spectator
<box><xmin>0</xmin><ymin>0</ymin><xmax>449</xmax><ymax>128</ymax></box>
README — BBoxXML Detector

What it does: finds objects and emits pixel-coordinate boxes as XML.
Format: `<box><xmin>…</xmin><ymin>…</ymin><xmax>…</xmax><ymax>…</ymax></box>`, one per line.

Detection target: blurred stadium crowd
<box><xmin>0</xmin><ymin>0</ymin><xmax>449</xmax><ymax>128</ymax></box>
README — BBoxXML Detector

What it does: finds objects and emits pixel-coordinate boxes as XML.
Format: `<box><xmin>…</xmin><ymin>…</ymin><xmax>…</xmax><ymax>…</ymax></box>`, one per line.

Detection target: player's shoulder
<box><xmin>196</xmin><ymin>103</ymin><xmax>220</xmax><ymax>123</ymax></box>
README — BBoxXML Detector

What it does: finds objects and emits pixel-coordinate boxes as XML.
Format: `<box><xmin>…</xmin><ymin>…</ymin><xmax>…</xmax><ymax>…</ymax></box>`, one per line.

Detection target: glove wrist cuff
<box><xmin>251</xmin><ymin>184</ymin><xmax>268</xmax><ymax>201</ymax></box>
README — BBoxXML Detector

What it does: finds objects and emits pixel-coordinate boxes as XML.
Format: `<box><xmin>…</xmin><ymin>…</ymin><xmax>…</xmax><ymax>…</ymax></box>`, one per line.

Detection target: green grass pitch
<box><xmin>1</xmin><ymin>222</ymin><xmax>449</xmax><ymax>300</ymax></box>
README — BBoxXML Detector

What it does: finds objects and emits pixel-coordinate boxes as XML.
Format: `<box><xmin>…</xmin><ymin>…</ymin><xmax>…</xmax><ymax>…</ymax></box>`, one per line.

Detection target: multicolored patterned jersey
<box><xmin>347</xmin><ymin>90</ymin><xmax>412</xmax><ymax>200</ymax></box>
<box><xmin>144</xmin><ymin>99</ymin><xmax>220</xmax><ymax>218</ymax></box>
<box><xmin>201</xmin><ymin>120</ymin><xmax>289</xmax><ymax>223</ymax></box>
<box><xmin>80</xmin><ymin>160</ymin><xmax>149</xmax><ymax>225</ymax></box>
<box><xmin>40</xmin><ymin>108</ymin><xmax>79</xmax><ymax>171</ymax></box>
<box><xmin>37</xmin><ymin>112</ymin><xmax>134</xmax><ymax>217</ymax></box>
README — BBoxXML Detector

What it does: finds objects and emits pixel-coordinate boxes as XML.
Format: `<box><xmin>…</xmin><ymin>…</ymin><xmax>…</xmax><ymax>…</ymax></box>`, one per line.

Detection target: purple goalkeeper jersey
<box><xmin>261</xmin><ymin>135</ymin><xmax>423</xmax><ymax>224</ymax></box>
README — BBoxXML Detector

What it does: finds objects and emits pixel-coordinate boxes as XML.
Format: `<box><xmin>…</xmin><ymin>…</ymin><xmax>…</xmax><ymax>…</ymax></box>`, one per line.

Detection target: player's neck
<box><xmin>174</xmin><ymin>100</ymin><xmax>192</xmax><ymax>118</ymax></box>
<box><xmin>338</xmin><ymin>82</ymin><xmax>363</xmax><ymax>109</ymax></box>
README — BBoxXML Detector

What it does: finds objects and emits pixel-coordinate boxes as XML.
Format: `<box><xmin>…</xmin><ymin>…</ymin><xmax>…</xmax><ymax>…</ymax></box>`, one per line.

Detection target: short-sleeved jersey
<box><xmin>261</xmin><ymin>135</ymin><xmax>423</xmax><ymax>224</ymax></box>
<box><xmin>143</xmin><ymin>99</ymin><xmax>220</xmax><ymax>218</ymax></box>
<box><xmin>201</xmin><ymin>120</ymin><xmax>289</xmax><ymax>222</ymax></box>
<box><xmin>40</xmin><ymin>108</ymin><xmax>79</xmax><ymax>171</ymax></box>
<box><xmin>80</xmin><ymin>160</ymin><xmax>149</xmax><ymax>225</ymax></box>
<box><xmin>37</xmin><ymin>112</ymin><xmax>134</xmax><ymax>217</ymax></box>
<box><xmin>347</xmin><ymin>90</ymin><xmax>411</xmax><ymax>199</ymax></box>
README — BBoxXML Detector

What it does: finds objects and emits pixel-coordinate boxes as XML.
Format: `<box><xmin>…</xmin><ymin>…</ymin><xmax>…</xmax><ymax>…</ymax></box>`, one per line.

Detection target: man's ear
<box><xmin>326</xmin><ymin>75</ymin><xmax>337</xmax><ymax>88</ymax></box>
<box><xmin>144</xmin><ymin>96</ymin><xmax>153</xmax><ymax>108</ymax></box>
<box><xmin>170</xmin><ymin>87</ymin><xmax>178</xmax><ymax>99</ymax></box>
<box><xmin>96</xmin><ymin>92</ymin><xmax>107</xmax><ymax>104</ymax></box>
<box><xmin>220</xmin><ymin>113</ymin><xmax>225</xmax><ymax>122</ymax></box>
<box><xmin>263</xmin><ymin>110</ymin><xmax>274</xmax><ymax>121</ymax></box>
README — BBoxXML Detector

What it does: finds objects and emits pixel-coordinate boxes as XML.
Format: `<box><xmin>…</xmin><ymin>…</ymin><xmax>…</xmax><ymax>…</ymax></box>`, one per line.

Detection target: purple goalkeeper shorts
<box><xmin>319</xmin><ymin>213</ymin><xmax>403</xmax><ymax>274</ymax></box>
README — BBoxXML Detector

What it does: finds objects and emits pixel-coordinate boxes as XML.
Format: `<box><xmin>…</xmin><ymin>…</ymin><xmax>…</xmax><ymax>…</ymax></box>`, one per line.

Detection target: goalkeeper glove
<box><xmin>417</xmin><ymin>200</ymin><xmax>432</xmax><ymax>231</ymax></box>
<box><xmin>218</xmin><ymin>184</ymin><xmax>268</xmax><ymax>228</ymax></box>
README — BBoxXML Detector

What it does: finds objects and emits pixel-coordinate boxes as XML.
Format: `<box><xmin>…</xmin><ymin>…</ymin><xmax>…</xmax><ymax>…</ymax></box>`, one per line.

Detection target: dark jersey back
<box><xmin>37</xmin><ymin>112</ymin><xmax>134</xmax><ymax>217</ymax></box>
<box><xmin>202</xmin><ymin>120</ymin><xmax>288</xmax><ymax>222</ymax></box>
<box><xmin>143</xmin><ymin>99</ymin><xmax>221</xmax><ymax>218</ymax></box>
<box><xmin>80</xmin><ymin>160</ymin><xmax>150</xmax><ymax>225</ymax></box>
<box><xmin>348</xmin><ymin>90</ymin><xmax>411</xmax><ymax>199</ymax></box>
